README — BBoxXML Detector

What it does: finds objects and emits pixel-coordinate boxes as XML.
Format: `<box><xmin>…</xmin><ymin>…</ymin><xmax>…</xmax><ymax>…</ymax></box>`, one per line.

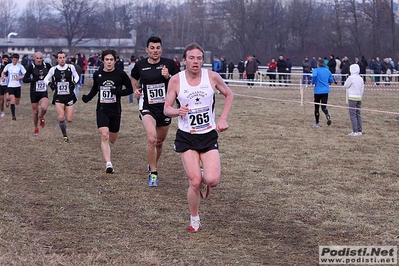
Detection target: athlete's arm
<box><xmin>70</xmin><ymin>64</ymin><xmax>80</xmax><ymax>84</ymax></box>
<box><xmin>164</xmin><ymin>74</ymin><xmax>187</xmax><ymax>117</ymax></box>
<box><xmin>83</xmin><ymin>71</ymin><xmax>100</xmax><ymax>102</ymax></box>
<box><xmin>43</xmin><ymin>66</ymin><xmax>55</xmax><ymax>85</ymax></box>
<box><xmin>17</xmin><ymin>65</ymin><xmax>26</xmax><ymax>81</ymax></box>
<box><xmin>1</xmin><ymin>64</ymin><xmax>8</xmax><ymax>80</ymax></box>
<box><xmin>22</xmin><ymin>65</ymin><xmax>33</xmax><ymax>83</ymax></box>
<box><xmin>210</xmin><ymin>70</ymin><xmax>234</xmax><ymax>132</ymax></box>
<box><xmin>113</xmin><ymin>72</ymin><xmax>133</xmax><ymax>97</ymax></box>
<box><xmin>131</xmin><ymin>77</ymin><xmax>142</xmax><ymax>99</ymax></box>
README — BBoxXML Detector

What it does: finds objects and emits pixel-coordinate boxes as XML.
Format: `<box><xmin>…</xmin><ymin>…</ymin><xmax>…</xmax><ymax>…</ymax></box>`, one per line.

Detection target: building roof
<box><xmin>1</xmin><ymin>38</ymin><xmax>136</xmax><ymax>48</ymax></box>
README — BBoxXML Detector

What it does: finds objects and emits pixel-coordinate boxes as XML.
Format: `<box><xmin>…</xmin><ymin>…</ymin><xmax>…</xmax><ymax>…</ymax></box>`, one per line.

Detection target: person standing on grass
<box><xmin>245</xmin><ymin>55</ymin><xmax>258</xmax><ymax>88</ymax></box>
<box><xmin>312</xmin><ymin>59</ymin><xmax>334</xmax><ymax>128</ymax></box>
<box><xmin>267</xmin><ymin>58</ymin><xmax>277</xmax><ymax>86</ymax></box>
<box><xmin>82</xmin><ymin>49</ymin><xmax>133</xmax><ymax>173</ymax></box>
<box><xmin>0</xmin><ymin>54</ymin><xmax>9</xmax><ymax>118</ymax></box>
<box><xmin>164</xmin><ymin>43</ymin><xmax>234</xmax><ymax>232</ymax></box>
<box><xmin>131</xmin><ymin>36</ymin><xmax>180</xmax><ymax>187</ymax></box>
<box><xmin>44</xmin><ymin>51</ymin><xmax>80</xmax><ymax>143</ymax></box>
<box><xmin>343</xmin><ymin>64</ymin><xmax>364</xmax><ymax>137</ymax></box>
<box><xmin>302</xmin><ymin>56</ymin><xmax>312</xmax><ymax>86</ymax></box>
<box><xmin>1</xmin><ymin>53</ymin><xmax>26</xmax><ymax>121</ymax></box>
<box><xmin>23</xmin><ymin>52</ymin><xmax>52</xmax><ymax>136</ymax></box>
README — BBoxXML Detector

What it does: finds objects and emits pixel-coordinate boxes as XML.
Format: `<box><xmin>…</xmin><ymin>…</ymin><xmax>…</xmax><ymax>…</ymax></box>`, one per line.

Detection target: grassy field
<box><xmin>0</xmin><ymin>79</ymin><xmax>398</xmax><ymax>265</ymax></box>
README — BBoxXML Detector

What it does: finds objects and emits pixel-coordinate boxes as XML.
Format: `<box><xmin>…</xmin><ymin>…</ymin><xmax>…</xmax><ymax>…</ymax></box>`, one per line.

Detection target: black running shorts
<box><xmin>0</xmin><ymin>86</ymin><xmax>6</xmax><ymax>95</ymax></box>
<box><xmin>5</xmin><ymin>87</ymin><xmax>21</xmax><ymax>98</ymax></box>
<box><xmin>53</xmin><ymin>94</ymin><xmax>77</xmax><ymax>106</ymax></box>
<box><xmin>30</xmin><ymin>90</ymin><xmax>48</xmax><ymax>103</ymax></box>
<box><xmin>174</xmin><ymin>129</ymin><xmax>219</xmax><ymax>153</ymax></box>
<box><xmin>97</xmin><ymin>110</ymin><xmax>121</xmax><ymax>133</ymax></box>
<box><xmin>140</xmin><ymin>108</ymin><xmax>172</xmax><ymax>127</ymax></box>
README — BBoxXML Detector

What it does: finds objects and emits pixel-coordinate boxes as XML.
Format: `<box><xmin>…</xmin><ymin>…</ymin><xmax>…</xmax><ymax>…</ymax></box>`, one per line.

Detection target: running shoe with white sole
<box><xmin>63</xmin><ymin>136</ymin><xmax>69</xmax><ymax>143</ymax></box>
<box><xmin>34</xmin><ymin>127</ymin><xmax>39</xmax><ymax>136</ymax></box>
<box><xmin>0</xmin><ymin>111</ymin><xmax>4</xmax><ymax>117</ymax></box>
<box><xmin>188</xmin><ymin>219</ymin><xmax>201</xmax><ymax>232</ymax></box>
<box><xmin>105</xmin><ymin>162</ymin><xmax>114</xmax><ymax>174</ymax></box>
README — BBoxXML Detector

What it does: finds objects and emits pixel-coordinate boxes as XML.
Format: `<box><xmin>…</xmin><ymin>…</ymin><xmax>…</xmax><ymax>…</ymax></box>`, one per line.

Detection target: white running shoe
<box><xmin>188</xmin><ymin>219</ymin><xmax>201</xmax><ymax>232</ymax></box>
<box><xmin>106</xmin><ymin>162</ymin><xmax>114</xmax><ymax>174</ymax></box>
<box><xmin>313</xmin><ymin>123</ymin><xmax>320</xmax><ymax>128</ymax></box>
<box><xmin>349</xmin><ymin>132</ymin><xmax>362</xmax><ymax>137</ymax></box>
<box><xmin>0</xmin><ymin>111</ymin><xmax>4</xmax><ymax>117</ymax></box>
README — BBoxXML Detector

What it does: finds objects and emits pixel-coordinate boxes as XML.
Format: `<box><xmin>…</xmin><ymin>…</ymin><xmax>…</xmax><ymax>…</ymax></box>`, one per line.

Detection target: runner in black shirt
<box><xmin>131</xmin><ymin>36</ymin><xmax>180</xmax><ymax>186</ymax></box>
<box><xmin>82</xmin><ymin>49</ymin><xmax>133</xmax><ymax>174</ymax></box>
<box><xmin>23</xmin><ymin>52</ymin><xmax>52</xmax><ymax>136</ymax></box>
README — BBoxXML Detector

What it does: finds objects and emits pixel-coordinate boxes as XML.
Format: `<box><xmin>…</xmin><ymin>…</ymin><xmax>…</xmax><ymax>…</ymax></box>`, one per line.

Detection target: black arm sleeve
<box><xmin>85</xmin><ymin>71</ymin><xmax>100</xmax><ymax>101</ymax></box>
<box><xmin>22</xmin><ymin>65</ymin><xmax>33</xmax><ymax>83</ymax></box>
<box><xmin>112</xmin><ymin>71</ymin><xmax>133</xmax><ymax>96</ymax></box>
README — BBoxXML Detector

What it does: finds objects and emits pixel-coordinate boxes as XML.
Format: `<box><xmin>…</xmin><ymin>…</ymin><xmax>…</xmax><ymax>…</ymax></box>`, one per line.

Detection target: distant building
<box><xmin>1</xmin><ymin>36</ymin><xmax>136</xmax><ymax>58</ymax></box>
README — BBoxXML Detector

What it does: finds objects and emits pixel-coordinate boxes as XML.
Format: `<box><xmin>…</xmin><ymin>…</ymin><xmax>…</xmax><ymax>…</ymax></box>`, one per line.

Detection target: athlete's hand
<box><xmin>48</xmin><ymin>82</ymin><xmax>56</xmax><ymax>91</ymax></box>
<box><xmin>216</xmin><ymin>119</ymin><xmax>229</xmax><ymax>132</ymax></box>
<box><xmin>179</xmin><ymin>103</ymin><xmax>189</xmax><ymax>117</ymax></box>
<box><xmin>82</xmin><ymin>94</ymin><xmax>89</xmax><ymax>103</ymax></box>
<box><xmin>161</xmin><ymin>65</ymin><xmax>169</xmax><ymax>79</ymax></box>
<box><xmin>133</xmin><ymin>88</ymin><xmax>142</xmax><ymax>99</ymax></box>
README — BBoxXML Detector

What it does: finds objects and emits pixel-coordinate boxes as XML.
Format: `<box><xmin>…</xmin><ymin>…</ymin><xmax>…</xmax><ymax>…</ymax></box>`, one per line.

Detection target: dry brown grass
<box><xmin>0</xmin><ymin>80</ymin><xmax>398</xmax><ymax>265</ymax></box>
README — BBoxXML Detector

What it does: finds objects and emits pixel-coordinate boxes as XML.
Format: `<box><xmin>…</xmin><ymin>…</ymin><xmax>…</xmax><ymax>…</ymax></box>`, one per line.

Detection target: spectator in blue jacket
<box><xmin>312</xmin><ymin>59</ymin><xmax>334</xmax><ymax>128</ymax></box>
<box><xmin>212</xmin><ymin>55</ymin><xmax>222</xmax><ymax>74</ymax></box>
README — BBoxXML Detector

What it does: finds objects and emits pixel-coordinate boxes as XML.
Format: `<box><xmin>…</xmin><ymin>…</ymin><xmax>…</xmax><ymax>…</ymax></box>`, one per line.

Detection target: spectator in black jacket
<box><xmin>277</xmin><ymin>55</ymin><xmax>287</xmax><ymax>85</ymax></box>
<box><xmin>360</xmin><ymin>56</ymin><xmax>368</xmax><ymax>82</ymax></box>
<box><xmin>340</xmin><ymin>56</ymin><xmax>350</xmax><ymax>85</ymax></box>
<box><xmin>227</xmin><ymin>61</ymin><xmax>235</xmax><ymax>79</ymax></box>
<box><xmin>327</xmin><ymin>54</ymin><xmax>337</xmax><ymax>84</ymax></box>
<box><xmin>237</xmin><ymin>60</ymin><xmax>245</xmax><ymax>79</ymax></box>
<box><xmin>220</xmin><ymin>56</ymin><xmax>227</xmax><ymax>79</ymax></box>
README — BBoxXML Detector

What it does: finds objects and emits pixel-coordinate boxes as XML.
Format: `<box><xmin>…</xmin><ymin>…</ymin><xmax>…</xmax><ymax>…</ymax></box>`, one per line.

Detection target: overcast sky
<box><xmin>17</xmin><ymin>0</ymin><xmax>29</xmax><ymax>9</ymax></box>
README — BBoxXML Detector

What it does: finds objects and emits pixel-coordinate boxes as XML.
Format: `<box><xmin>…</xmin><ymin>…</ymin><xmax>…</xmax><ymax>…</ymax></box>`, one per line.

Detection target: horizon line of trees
<box><xmin>0</xmin><ymin>0</ymin><xmax>397</xmax><ymax>65</ymax></box>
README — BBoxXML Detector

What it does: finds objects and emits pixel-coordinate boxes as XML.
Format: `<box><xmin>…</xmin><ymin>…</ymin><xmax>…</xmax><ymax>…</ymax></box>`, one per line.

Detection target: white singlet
<box><xmin>177</xmin><ymin>69</ymin><xmax>216</xmax><ymax>134</ymax></box>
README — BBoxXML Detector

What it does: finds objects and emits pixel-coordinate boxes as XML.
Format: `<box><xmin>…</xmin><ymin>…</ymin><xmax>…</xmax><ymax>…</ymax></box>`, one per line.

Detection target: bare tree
<box><xmin>18</xmin><ymin>0</ymin><xmax>52</xmax><ymax>38</ymax></box>
<box><xmin>0</xmin><ymin>0</ymin><xmax>18</xmax><ymax>39</ymax></box>
<box><xmin>286</xmin><ymin>0</ymin><xmax>319</xmax><ymax>55</ymax></box>
<box><xmin>10</xmin><ymin>0</ymin><xmax>399</xmax><ymax>63</ymax></box>
<box><xmin>362</xmin><ymin>0</ymin><xmax>393</xmax><ymax>57</ymax></box>
<box><xmin>221</xmin><ymin>0</ymin><xmax>274</xmax><ymax>61</ymax></box>
<box><xmin>47</xmin><ymin>0</ymin><xmax>97</xmax><ymax>53</ymax></box>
